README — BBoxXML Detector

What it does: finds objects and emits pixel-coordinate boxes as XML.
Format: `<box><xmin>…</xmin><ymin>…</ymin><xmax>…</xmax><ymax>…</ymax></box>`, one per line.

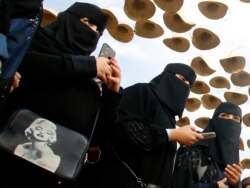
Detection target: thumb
<box><xmin>221</xmin><ymin>177</ymin><xmax>227</xmax><ymax>183</ymax></box>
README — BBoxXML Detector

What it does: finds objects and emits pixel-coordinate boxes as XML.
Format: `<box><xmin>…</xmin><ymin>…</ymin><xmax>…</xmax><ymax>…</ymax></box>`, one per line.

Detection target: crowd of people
<box><xmin>0</xmin><ymin>1</ymin><xmax>248</xmax><ymax>188</ymax></box>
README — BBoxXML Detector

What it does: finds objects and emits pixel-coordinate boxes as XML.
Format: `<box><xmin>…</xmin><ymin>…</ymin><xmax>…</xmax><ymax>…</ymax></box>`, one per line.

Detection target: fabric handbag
<box><xmin>0</xmin><ymin>108</ymin><xmax>98</xmax><ymax>180</ymax></box>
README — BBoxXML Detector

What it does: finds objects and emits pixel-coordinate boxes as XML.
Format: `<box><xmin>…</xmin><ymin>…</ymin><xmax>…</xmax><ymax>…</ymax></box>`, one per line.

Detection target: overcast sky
<box><xmin>43</xmin><ymin>0</ymin><xmax>250</xmax><ymax>178</ymax></box>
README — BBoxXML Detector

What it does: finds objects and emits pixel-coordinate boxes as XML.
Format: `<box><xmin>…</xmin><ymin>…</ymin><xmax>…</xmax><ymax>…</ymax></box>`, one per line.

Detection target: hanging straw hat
<box><xmin>209</xmin><ymin>76</ymin><xmax>230</xmax><ymax>89</ymax></box>
<box><xmin>195</xmin><ymin>117</ymin><xmax>209</xmax><ymax>129</ymax></box>
<box><xmin>198</xmin><ymin>1</ymin><xmax>228</xmax><ymax>20</ymax></box>
<box><xmin>192</xmin><ymin>28</ymin><xmax>220</xmax><ymax>50</ymax></box>
<box><xmin>124</xmin><ymin>0</ymin><xmax>156</xmax><ymax>21</ymax></box>
<box><xmin>163</xmin><ymin>36</ymin><xmax>190</xmax><ymax>52</ymax></box>
<box><xmin>163</xmin><ymin>11</ymin><xmax>195</xmax><ymax>33</ymax></box>
<box><xmin>176</xmin><ymin>116</ymin><xmax>190</xmax><ymax>127</ymax></box>
<box><xmin>201</xmin><ymin>93</ymin><xmax>222</xmax><ymax>109</ymax></box>
<box><xmin>241</xmin><ymin>158</ymin><xmax>250</xmax><ymax>169</ymax></box>
<box><xmin>153</xmin><ymin>0</ymin><xmax>184</xmax><ymax>12</ymax></box>
<box><xmin>249</xmin><ymin>86</ymin><xmax>250</xmax><ymax>96</ymax></box>
<box><xmin>185</xmin><ymin>97</ymin><xmax>201</xmax><ymax>112</ymax></box>
<box><xmin>219</xmin><ymin>56</ymin><xmax>246</xmax><ymax>74</ymax></box>
<box><xmin>41</xmin><ymin>8</ymin><xmax>57</xmax><ymax>27</ymax></box>
<box><xmin>231</xmin><ymin>70</ymin><xmax>250</xmax><ymax>87</ymax></box>
<box><xmin>135</xmin><ymin>19</ymin><xmax>164</xmax><ymax>38</ymax></box>
<box><xmin>239</xmin><ymin>137</ymin><xmax>244</xmax><ymax>151</ymax></box>
<box><xmin>108</xmin><ymin>24</ymin><xmax>134</xmax><ymax>43</ymax></box>
<box><xmin>191</xmin><ymin>80</ymin><xmax>210</xmax><ymax>94</ymax></box>
<box><xmin>190</xmin><ymin>56</ymin><xmax>215</xmax><ymax>76</ymax></box>
<box><xmin>102</xmin><ymin>9</ymin><xmax>119</xmax><ymax>32</ymax></box>
<box><xmin>240</xmin><ymin>0</ymin><xmax>250</xmax><ymax>3</ymax></box>
<box><xmin>224</xmin><ymin>91</ymin><xmax>248</xmax><ymax>105</ymax></box>
<box><xmin>243</xmin><ymin>113</ymin><xmax>250</xmax><ymax>127</ymax></box>
<box><xmin>248</xmin><ymin>139</ymin><xmax>250</xmax><ymax>149</ymax></box>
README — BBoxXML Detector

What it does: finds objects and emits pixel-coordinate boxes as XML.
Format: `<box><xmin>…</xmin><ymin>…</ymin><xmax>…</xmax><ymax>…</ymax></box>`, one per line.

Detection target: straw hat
<box><xmin>243</xmin><ymin>113</ymin><xmax>250</xmax><ymax>127</ymax></box>
<box><xmin>163</xmin><ymin>36</ymin><xmax>190</xmax><ymax>52</ymax></box>
<box><xmin>231</xmin><ymin>70</ymin><xmax>250</xmax><ymax>87</ymax></box>
<box><xmin>195</xmin><ymin>117</ymin><xmax>209</xmax><ymax>129</ymax></box>
<box><xmin>224</xmin><ymin>91</ymin><xmax>248</xmax><ymax>105</ymax></box>
<box><xmin>239</xmin><ymin>137</ymin><xmax>244</xmax><ymax>151</ymax></box>
<box><xmin>153</xmin><ymin>0</ymin><xmax>184</xmax><ymax>12</ymax></box>
<box><xmin>108</xmin><ymin>24</ymin><xmax>134</xmax><ymax>43</ymax></box>
<box><xmin>241</xmin><ymin>158</ymin><xmax>250</xmax><ymax>169</ymax></box>
<box><xmin>102</xmin><ymin>9</ymin><xmax>119</xmax><ymax>32</ymax></box>
<box><xmin>201</xmin><ymin>94</ymin><xmax>222</xmax><ymax>109</ymax></box>
<box><xmin>163</xmin><ymin>11</ymin><xmax>195</xmax><ymax>33</ymax></box>
<box><xmin>248</xmin><ymin>139</ymin><xmax>250</xmax><ymax>149</ymax></box>
<box><xmin>176</xmin><ymin>116</ymin><xmax>190</xmax><ymax>127</ymax></box>
<box><xmin>209</xmin><ymin>76</ymin><xmax>230</xmax><ymax>89</ymax></box>
<box><xmin>192</xmin><ymin>28</ymin><xmax>220</xmax><ymax>50</ymax></box>
<box><xmin>198</xmin><ymin>1</ymin><xmax>228</xmax><ymax>20</ymax></box>
<box><xmin>249</xmin><ymin>86</ymin><xmax>250</xmax><ymax>96</ymax></box>
<box><xmin>191</xmin><ymin>80</ymin><xmax>210</xmax><ymax>94</ymax></box>
<box><xmin>190</xmin><ymin>56</ymin><xmax>215</xmax><ymax>76</ymax></box>
<box><xmin>185</xmin><ymin>97</ymin><xmax>201</xmax><ymax>112</ymax></box>
<box><xmin>240</xmin><ymin>0</ymin><xmax>250</xmax><ymax>2</ymax></box>
<box><xmin>219</xmin><ymin>56</ymin><xmax>246</xmax><ymax>74</ymax></box>
<box><xmin>124</xmin><ymin>0</ymin><xmax>156</xmax><ymax>21</ymax></box>
<box><xmin>41</xmin><ymin>9</ymin><xmax>57</xmax><ymax>27</ymax></box>
<box><xmin>135</xmin><ymin>19</ymin><xmax>164</xmax><ymax>38</ymax></box>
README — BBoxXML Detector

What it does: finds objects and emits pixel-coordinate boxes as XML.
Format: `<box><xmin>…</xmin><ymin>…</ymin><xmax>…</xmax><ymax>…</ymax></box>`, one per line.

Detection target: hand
<box><xmin>96</xmin><ymin>57</ymin><xmax>112</xmax><ymax>84</ymax></box>
<box><xmin>224</xmin><ymin>163</ymin><xmax>242</xmax><ymax>186</ymax></box>
<box><xmin>106</xmin><ymin>58</ymin><xmax>121</xmax><ymax>93</ymax></box>
<box><xmin>170</xmin><ymin>125</ymin><xmax>204</xmax><ymax>145</ymax></box>
<box><xmin>217</xmin><ymin>177</ymin><xmax>229</xmax><ymax>188</ymax></box>
<box><xmin>9</xmin><ymin>72</ymin><xmax>21</xmax><ymax>93</ymax></box>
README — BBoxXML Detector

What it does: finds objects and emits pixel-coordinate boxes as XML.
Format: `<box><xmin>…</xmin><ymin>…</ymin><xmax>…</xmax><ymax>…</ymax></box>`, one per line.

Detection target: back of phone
<box><xmin>99</xmin><ymin>43</ymin><xmax>116</xmax><ymax>59</ymax></box>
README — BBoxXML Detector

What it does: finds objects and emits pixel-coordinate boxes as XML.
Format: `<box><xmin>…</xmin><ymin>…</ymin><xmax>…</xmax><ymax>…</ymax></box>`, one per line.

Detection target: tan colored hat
<box><xmin>239</xmin><ymin>137</ymin><xmax>244</xmax><ymax>151</ymax></box>
<box><xmin>163</xmin><ymin>11</ymin><xmax>195</xmax><ymax>33</ymax></box>
<box><xmin>224</xmin><ymin>91</ymin><xmax>248</xmax><ymax>105</ymax></box>
<box><xmin>190</xmin><ymin>56</ymin><xmax>215</xmax><ymax>76</ymax></box>
<box><xmin>231</xmin><ymin>70</ymin><xmax>250</xmax><ymax>87</ymax></box>
<box><xmin>185</xmin><ymin>97</ymin><xmax>201</xmax><ymax>112</ymax></box>
<box><xmin>195</xmin><ymin>117</ymin><xmax>209</xmax><ymax>129</ymax></box>
<box><xmin>243</xmin><ymin>113</ymin><xmax>250</xmax><ymax>127</ymax></box>
<box><xmin>191</xmin><ymin>80</ymin><xmax>210</xmax><ymax>94</ymax></box>
<box><xmin>198</xmin><ymin>1</ymin><xmax>228</xmax><ymax>20</ymax></box>
<box><xmin>240</xmin><ymin>0</ymin><xmax>250</xmax><ymax>2</ymax></box>
<box><xmin>201</xmin><ymin>94</ymin><xmax>222</xmax><ymax>109</ymax></box>
<box><xmin>192</xmin><ymin>28</ymin><xmax>220</xmax><ymax>50</ymax></box>
<box><xmin>108</xmin><ymin>24</ymin><xmax>134</xmax><ymax>43</ymax></box>
<box><xmin>124</xmin><ymin>0</ymin><xmax>156</xmax><ymax>21</ymax></box>
<box><xmin>154</xmin><ymin>0</ymin><xmax>184</xmax><ymax>12</ymax></box>
<box><xmin>219</xmin><ymin>56</ymin><xmax>246</xmax><ymax>74</ymax></box>
<box><xmin>102</xmin><ymin>9</ymin><xmax>118</xmax><ymax>32</ymax></box>
<box><xmin>249</xmin><ymin>86</ymin><xmax>250</xmax><ymax>96</ymax></box>
<box><xmin>241</xmin><ymin>158</ymin><xmax>250</xmax><ymax>169</ymax></box>
<box><xmin>163</xmin><ymin>36</ymin><xmax>190</xmax><ymax>52</ymax></box>
<box><xmin>41</xmin><ymin>9</ymin><xmax>57</xmax><ymax>27</ymax></box>
<box><xmin>209</xmin><ymin>76</ymin><xmax>230</xmax><ymax>89</ymax></box>
<box><xmin>176</xmin><ymin>116</ymin><xmax>190</xmax><ymax>127</ymax></box>
<box><xmin>135</xmin><ymin>19</ymin><xmax>164</xmax><ymax>38</ymax></box>
<box><xmin>247</xmin><ymin>139</ymin><xmax>250</xmax><ymax>149</ymax></box>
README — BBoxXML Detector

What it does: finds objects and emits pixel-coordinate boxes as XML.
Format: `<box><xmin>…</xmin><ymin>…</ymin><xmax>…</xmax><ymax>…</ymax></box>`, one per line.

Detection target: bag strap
<box><xmin>87</xmin><ymin>107</ymin><xmax>100</xmax><ymax>145</ymax></box>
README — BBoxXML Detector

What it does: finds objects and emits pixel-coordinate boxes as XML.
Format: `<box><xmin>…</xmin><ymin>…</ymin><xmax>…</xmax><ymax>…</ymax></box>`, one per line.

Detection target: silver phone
<box><xmin>99</xmin><ymin>43</ymin><xmax>116</xmax><ymax>59</ymax></box>
<box><xmin>201</xmin><ymin>132</ymin><xmax>216</xmax><ymax>139</ymax></box>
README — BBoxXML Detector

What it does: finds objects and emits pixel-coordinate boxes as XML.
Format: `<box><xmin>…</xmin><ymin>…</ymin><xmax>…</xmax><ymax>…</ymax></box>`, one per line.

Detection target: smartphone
<box><xmin>201</xmin><ymin>132</ymin><xmax>216</xmax><ymax>139</ymax></box>
<box><xmin>99</xmin><ymin>43</ymin><xmax>116</xmax><ymax>59</ymax></box>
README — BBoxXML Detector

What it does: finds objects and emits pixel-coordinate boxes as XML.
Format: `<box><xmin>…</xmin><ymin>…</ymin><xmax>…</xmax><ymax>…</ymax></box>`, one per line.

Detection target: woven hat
<box><xmin>249</xmin><ymin>86</ymin><xmax>250</xmax><ymax>96</ymax></box>
<box><xmin>163</xmin><ymin>11</ymin><xmax>195</xmax><ymax>33</ymax></box>
<box><xmin>109</xmin><ymin>24</ymin><xmax>134</xmax><ymax>43</ymax></box>
<box><xmin>102</xmin><ymin>9</ymin><xmax>118</xmax><ymax>31</ymax></box>
<box><xmin>192</xmin><ymin>28</ymin><xmax>220</xmax><ymax>50</ymax></box>
<box><xmin>135</xmin><ymin>19</ymin><xmax>164</xmax><ymax>38</ymax></box>
<box><xmin>224</xmin><ymin>91</ymin><xmax>248</xmax><ymax>105</ymax></box>
<box><xmin>240</xmin><ymin>0</ymin><xmax>250</xmax><ymax>2</ymax></box>
<box><xmin>231</xmin><ymin>70</ymin><xmax>250</xmax><ymax>87</ymax></box>
<box><xmin>248</xmin><ymin>139</ymin><xmax>250</xmax><ymax>149</ymax></box>
<box><xmin>209</xmin><ymin>76</ymin><xmax>230</xmax><ymax>89</ymax></box>
<box><xmin>243</xmin><ymin>113</ymin><xmax>250</xmax><ymax>127</ymax></box>
<box><xmin>41</xmin><ymin>8</ymin><xmax>57</xmax><ymax>27</ymax></box>
<box><xmin>163</xmin><ymin>36</ymin><xmax>190</xmax><ymax>52</ymax></box>
<box><xmin>176</xmin><ymin>116</ymin><xmax>190</xmax><ymax>127</ymax></box>
<box><xmin>241</xmin><ymin>158</ymin><xmax>250</xmax><ymax>169</ymax></box>
<box><xmin>239</xmin><ymin>137</ymin><xmax>244</xmax><ymax>151</ymax></box>
<box><xmin>191</xmin><ymin>80</ymin><xmax>210</xmax><ymax>94</ymax></box>
<box><xmin>190</xmin><ymin>56</ymin><xmax>215</xmax><ymax>76</ymax></box>
<box><xmin>154</xmin><ymin>0</ymin><xmax>184</xmax><ymax>12</ymax></box>
<box><xmin>219</xmin><ymin>56</ymin><xmax>246</xmax><ymax>74</ymax></box>
<box><xmin>124</xmin><ymin>0</ymin><xmax>156</xmax><ymax>21</ymax></box>
<box><xmin>195</xmin><ymin>117</ymin><xmax>209</xmax><ymax>129</ymax></box>
<box><xmin>201</xmin><ymin>93</ymin><xmax>222</xmax><ymax>109</ymax></box>
<box><xmin>198</xmin><ymin>1</ymin><xmax>228</xmax><ymax>20</ymax></box>
<box><xmin>185</xmin><ymin>97</ymin><xmax>201</xmax><ymax>112</ymax></box>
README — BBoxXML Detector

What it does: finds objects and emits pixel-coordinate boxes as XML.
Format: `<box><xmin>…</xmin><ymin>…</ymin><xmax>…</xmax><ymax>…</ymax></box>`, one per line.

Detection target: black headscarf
<box><xmin>149</xmin><ymin>63</ymin><xmax>196</xmax><ymax>119</ymax></box>
<box><xmin>198</xmin><ymin>102</ymin><xmax>242</xmax><ymax>167</ymax></box>
<box><xmin>31</xmin><ymin>2</ymin><xmax>108</xmax><ymax>55</ymax></box>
